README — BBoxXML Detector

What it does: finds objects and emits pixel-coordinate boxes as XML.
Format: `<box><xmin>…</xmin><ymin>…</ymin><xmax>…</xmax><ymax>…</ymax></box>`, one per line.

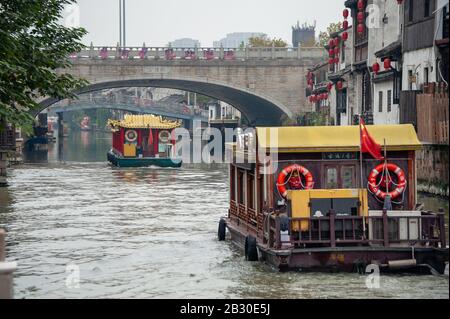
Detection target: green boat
<box><xmin>107</xmin><ymin>114</ymin><xmax>183</xmax><ymax>168</ymax></box>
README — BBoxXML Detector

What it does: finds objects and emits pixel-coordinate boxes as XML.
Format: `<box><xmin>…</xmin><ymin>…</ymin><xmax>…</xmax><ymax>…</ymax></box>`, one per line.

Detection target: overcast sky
<box><xmin>68</xmin><ymin>0</ymin><xmax>343</xmax><ymax>47</ymax></box>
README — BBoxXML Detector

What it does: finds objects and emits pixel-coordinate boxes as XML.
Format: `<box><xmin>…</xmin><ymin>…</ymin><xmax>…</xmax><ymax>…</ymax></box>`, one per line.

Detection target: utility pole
<box><xmin>119</xmin><ymin>0</ymin><xmax>122</xmax><ymax>47</ymax></box>
<box><xmin>119</xmin><ymin>0</ymin><xmax>126</xmax><ymax>47</ymax></box>
<box><xmin>123</xmin><ymin>0</ymin><xmax>126</xmax><ymax>47</ymax></box>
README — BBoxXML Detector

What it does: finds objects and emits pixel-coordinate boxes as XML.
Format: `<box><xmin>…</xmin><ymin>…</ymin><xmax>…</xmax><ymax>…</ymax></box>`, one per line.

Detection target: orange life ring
<box><xmin>277</xmin><ymin>164</ymin><xmax>314</xmax><ymax>198</ymax></box>
<box><xmin>368</xmin><ymin>163</ymin><xmax>407</xmax><ymax>200</ymax></box>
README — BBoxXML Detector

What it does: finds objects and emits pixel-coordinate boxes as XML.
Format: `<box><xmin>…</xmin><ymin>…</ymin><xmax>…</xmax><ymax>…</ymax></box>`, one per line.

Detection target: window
<box><xmin>408</xmin><ymin>70</ymin><xmax>414</xmax><ymax>90</ymax></box>
<box><xmin>409</xmin><ymin>0</ymin><xmax>414</xmax><ymax>22</ymax></box>
<box><xmin>341</xmin><ymin>166</ymin><xmax>355</xmax><ymax>189</ymax></box>
<box><xmin>326</xmin><ymin>167</ymin><xmax>338</xmax><ymax>189</ymax></box>
<box><xmin>378</xmin><ymin>91</ymin><xmax>383</xmax><ymax>112</ymax></box>
<box><xmin>247</xmin><ymin>174</ymin><xmax>255</xmax><ymax>209</ymax></box>
<box><xmin>230</xmin><ymin>167</ymin><xmax>236</xmax><ymax>201</ymax></box>
<box><xmin>387</xmin><ymin>90</ymin><xmax>392</xmax><ymax>112</ymax></box>
<box><xmin>237</xmin><ymin>170</ymin><xmax>244</xmax><ymax>204</ymax></box>
<box><xmin>424</xmin><ymin>0</ymin><xmax>431</xmax><ymax>17</ymax></box>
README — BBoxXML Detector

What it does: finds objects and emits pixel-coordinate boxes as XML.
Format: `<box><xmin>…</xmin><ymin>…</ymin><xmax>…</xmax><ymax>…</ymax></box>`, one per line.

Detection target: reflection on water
<box><xmin>0</xmin><ymin>132</ymin><xmax>448</xmax><ymax>299</ymax></box>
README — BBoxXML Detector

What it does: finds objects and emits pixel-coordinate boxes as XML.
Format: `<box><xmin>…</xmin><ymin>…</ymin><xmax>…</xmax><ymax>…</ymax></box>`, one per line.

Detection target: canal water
<box><xmin>0</xmin><ymin>131</ymin><xmax>448</xmax><ymax>299</ymax></box>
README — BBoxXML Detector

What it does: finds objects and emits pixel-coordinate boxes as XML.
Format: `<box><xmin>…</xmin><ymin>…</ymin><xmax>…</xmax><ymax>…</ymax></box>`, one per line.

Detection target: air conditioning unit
<box><xmin>368</xmin><ymin>211</ymin><xmax>422</xmax><ymax>244</ymax></box>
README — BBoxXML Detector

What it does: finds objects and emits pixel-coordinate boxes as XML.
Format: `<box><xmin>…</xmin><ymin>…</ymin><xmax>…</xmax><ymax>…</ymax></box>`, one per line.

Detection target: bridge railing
<box><xmin>70</xmin><ymin>45</ymin><xmax>326</xmax><ymax>61</ymax></box>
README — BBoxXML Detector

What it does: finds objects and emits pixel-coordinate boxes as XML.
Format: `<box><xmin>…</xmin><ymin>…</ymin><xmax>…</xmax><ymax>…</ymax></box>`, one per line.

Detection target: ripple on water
<box><xmin>0</xmin><ymin>163</ymin><xmax>448</xmax><ymax>299</ymax></box>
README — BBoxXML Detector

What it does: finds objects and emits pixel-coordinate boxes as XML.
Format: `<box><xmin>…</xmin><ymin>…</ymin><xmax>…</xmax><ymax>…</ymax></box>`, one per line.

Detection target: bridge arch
<box><xmin>37</xmin><ymin>76</ymin><xmax>293</xmax><ymax>126</ymax></box>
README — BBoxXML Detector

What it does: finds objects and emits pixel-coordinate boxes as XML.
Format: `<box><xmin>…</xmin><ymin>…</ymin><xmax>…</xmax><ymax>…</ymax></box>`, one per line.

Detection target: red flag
<box><xmin>148</xmin><ymin>129</ymin><xmax>153</xmax><ymax>146</ymax></box>
<box><xmin>360</xmin><ymin>117</ymin><xmax>384</xmax><ymax>160</ymax></box>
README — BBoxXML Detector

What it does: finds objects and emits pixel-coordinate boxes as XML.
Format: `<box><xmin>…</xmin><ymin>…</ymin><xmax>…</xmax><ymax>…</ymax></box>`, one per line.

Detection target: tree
<box><xmin>248</xmin><ymin>35</ymin><xmax>288</xmax><ymax>48</ymax></box>
<box><xmin>0</xmin><ymin>0</ymin><xmax>88</xmax><ymax>132</ymax></box>
<box><xmin>318</xmin><ymin>22</ymin><xmax>343</xmax><ymax>47</ymax></box>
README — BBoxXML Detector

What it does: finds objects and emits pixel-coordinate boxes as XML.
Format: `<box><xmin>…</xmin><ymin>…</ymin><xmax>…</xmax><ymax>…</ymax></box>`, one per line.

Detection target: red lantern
<box><xmin>334</xmin><ymin>37</ymin><xmax>340</xmax><ymax>47</ymax></box>
<box><xmin>384</xmin><ymin>58</ymin><xmax>391</xmax><ymax>70</ymax></box>
<box><xmin>329</xmin><ymin>49</ymin><xmax>334</xmax><ymax>57</ymax></box>
<box><xmin>336</xmin><ymin>81</ymin><xmax>343</xmax><ymax>90</ymax></box>
<box><xmin>343</xmin><ymin>9</ymin><xmax>349</xmax><ymax>19</ymax></box>
<box><xmin>343</xmin><ymin>20</ymin><xmax>349</xmax><ymax>30</ymax></box>
<box><xmin>357</xmin><ymin>12</ymin><xmax>365</xmax><ymax>23</ymax></box>
<box><xmin>357</xmin><ymin>0</ymin><xmax>365</xmax><ymax>10</ymax></box>
<box><xmin>327</xmin><ymin>82</ymin><xmax>333</xmax><ymax>91</ymax></box>
<box><xmin>397</xmin><ymin>0</ymin><xmax>403</xmax><ymax>4</ymax></box>
<box><xmin>328</xmin><ymin>58</ymin><xmax>334</xmax><ymax>65</ymax></box>
<box><xmin>357</xmin><ymin>23</ymin><xmax>365</xmax><ymax>34</ymax></box>
<box><xmin>328</xmin><ymin>39</ymin><xmax>335</xmax><ymax>48</ymax></box>
<box><xmin>334</xmin><ymin>46</ymin><xmax>340</xmax><ymax>55</ymax></box>
<box><xmin>334</xmin><ymin>57</ymin><xmax>340</xmax><ymax>64</ymax></box>
<box><xmin>342</xmin><ymin>31</ymin><xmax>349</xmax><ymax>41</ymax></box>
<box><xmin>372</xmin><ymin>62</ymin><xmax>380</xmax><ymax>74</ymax></box>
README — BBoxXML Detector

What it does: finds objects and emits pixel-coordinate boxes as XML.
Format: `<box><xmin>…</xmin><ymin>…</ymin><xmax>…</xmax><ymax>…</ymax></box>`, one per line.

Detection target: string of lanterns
<box><xmin>372</xmin><ymin>58</ymin><xmax>392</xmax><ymax>75</ymax></box>
<box><xmin>357</xmin><ymin>0</ymin><xmax>365</xmax><ymax>34</ymax></box>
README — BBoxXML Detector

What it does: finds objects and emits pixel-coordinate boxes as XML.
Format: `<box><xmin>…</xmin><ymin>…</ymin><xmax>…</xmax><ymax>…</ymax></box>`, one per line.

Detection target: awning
<box><xmin>256</xmin><ymin>124</ymin><xmax>422</xmax><ymax>153</ymax></box>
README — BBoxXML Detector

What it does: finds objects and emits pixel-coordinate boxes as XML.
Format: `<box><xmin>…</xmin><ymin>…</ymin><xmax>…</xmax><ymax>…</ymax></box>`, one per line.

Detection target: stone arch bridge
<box><xmin>37</xmin><ymin>46</ymin><xmax>326</xmax><ymax>126</ymax></box>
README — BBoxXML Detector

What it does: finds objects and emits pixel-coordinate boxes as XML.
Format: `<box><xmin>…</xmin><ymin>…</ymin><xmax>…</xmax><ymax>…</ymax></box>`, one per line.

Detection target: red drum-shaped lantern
<box><xmin>342</xmin><ymin>31</ymin><xmax>349</xmax><ymax>41</ymax></box>
<box><xmin>334</xmin><ymin>57</ymin><xmax>340</xmax><ymax>64</ymax></box>
<box><xmin>357</xmin><ymin>0</ymin><xmax>365</xmax><ymax>10</ymax></box>
<box><xmin>329</xmin><ymin>58</ymin><xmax>334</xmax><ymax>65</ymax></box>
<box><xmin>343</xmin><ymin>9</ymin><xmax>349</xmax><ymax>19</ymax></box>
<box><xmin>372</xmin><ymin>62</ymin><xmax>380</xmax><ymax>74</ymax></box>
<box><xmin>357</xmin><ymin>12</ymin><xmax>365</xmax><ymax>23</ymax></box>
<box><xmin>357</xmin><ymin>23</ymin><xmax>365</xmax><ymax>34</ymax></box>
<box><xmin>334</xmin><ymin>46</ymin><xmax>340</xmax><ymax>55</ymax></box>
<box><xmin>336</xmin><ymin>81</ymin><xmax>343</xmax><ymax>90</ymax></box>
<box><xmin>328</xmin><ymin>39</ymin><xmax>335</xmax><ymax>48</ymax></box>
<box><xmin>384</xmin><ymin>58</ymin><xmax>391</xmax><ymax>70</ymax></box>
<box><xmin>343</xmin><ymin>20</ymin><xmax>349</xmax><ymax>30</ymax></box>
<box><xmin>329</xmin><ymin>49</ymin><xmax>334</xmax><ymax>57</ymax></box>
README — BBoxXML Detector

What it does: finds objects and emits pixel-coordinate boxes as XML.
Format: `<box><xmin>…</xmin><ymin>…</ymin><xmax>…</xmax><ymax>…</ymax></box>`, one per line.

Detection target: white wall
<box><xmin>402</xmin><ymin>47</ymin><xmax>437</xmax><ymax>91</ymax></box>
<box><xmin>373</xmin><ymin>80</ymin><xmax>399</xmax><ymax>124</ymax></box>
<box><xmin>368</xmin><ymin>0</ymin><xmax>402</xmax><ymax>66</ymax></box>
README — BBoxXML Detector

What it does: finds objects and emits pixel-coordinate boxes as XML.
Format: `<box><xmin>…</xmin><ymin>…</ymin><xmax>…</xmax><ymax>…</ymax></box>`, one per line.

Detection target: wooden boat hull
<box><xmin>225</xmin><ymin>219</ymin><xmax>449</xmax><ymax>274</ymax></box>
<box><xmin>107</xmin><ymin>150</ymin><xmax>182</xmax><ymax>168</ymax></box>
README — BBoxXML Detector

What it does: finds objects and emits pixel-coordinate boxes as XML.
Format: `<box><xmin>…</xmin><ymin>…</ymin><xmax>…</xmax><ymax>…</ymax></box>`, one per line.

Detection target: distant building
<box><xmin>292</xmin><ymin>21</ymin><xmax>316</xmax><ymax>47</ymax></box>
<box><xmin>169</xmin><ymin>38</ymin><xmax>201</xmax><ymax>48</ymax></box>
<box><xmin>213</xmin><ymin>32</ymin><xmax>266</xmax><ymax>48</ymax></box>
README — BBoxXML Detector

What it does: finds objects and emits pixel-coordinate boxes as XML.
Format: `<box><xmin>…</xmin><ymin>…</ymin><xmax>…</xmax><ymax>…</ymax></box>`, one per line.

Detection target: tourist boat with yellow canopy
<box><xmin>107</xmin><ymin>114</ymin><xmax>182</xmax><ymax>168</ymax></box>
<box><xmin>219</xmin><ymin>123</ymin><xmax>449</xmax><ymax>273</ymax></box>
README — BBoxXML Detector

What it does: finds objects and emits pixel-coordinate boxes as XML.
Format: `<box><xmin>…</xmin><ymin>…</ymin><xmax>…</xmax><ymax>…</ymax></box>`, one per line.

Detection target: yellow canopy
<box><xmin>108</xmin><ymin>114</ymin><xmax>182</xmax><ymax>130</ymax></box>
<box><xmin>256</xmin><ymin>124</ymin><xmax>422</xmax><ymax>153</ymax></box>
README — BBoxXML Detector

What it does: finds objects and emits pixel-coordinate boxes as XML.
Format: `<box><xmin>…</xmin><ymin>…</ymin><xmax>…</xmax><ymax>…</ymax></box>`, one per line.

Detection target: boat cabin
<box><xmin>107</xmin><ymin>114</ymin><xmax>182</xmax><ymax>168</ymax></box>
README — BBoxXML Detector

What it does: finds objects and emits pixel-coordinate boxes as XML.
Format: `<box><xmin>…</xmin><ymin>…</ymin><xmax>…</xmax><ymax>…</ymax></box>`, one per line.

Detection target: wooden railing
<box><xmin>228</xmin><ymin>201</ymin><xmax>258</xmax><ymax>235</ymax></box>
<box><xmin>264</xmin><ymin>210</ymin><xmax>446</xmax><ymax>250</ymax></box>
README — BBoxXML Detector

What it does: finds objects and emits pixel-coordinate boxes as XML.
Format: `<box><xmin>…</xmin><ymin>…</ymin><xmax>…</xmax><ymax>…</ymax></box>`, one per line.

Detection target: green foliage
<box><xmin>248</xmin><ymin>35</ymin><xmax>288</xmax><ymax>48</ymax></box>
<box><xmin>280</xmin><ymin>114</ymin><xmax>299</xmax><ymax>126</ymax></box>
<box><xmin>318</xmin><ymin>22</ymin><xmax>343</xmax><ymax>47</ymax></box>
<box><xmin>0</xmin><ymin>0</ymin><xmax>88</xmax><ymax>133</ymax></box>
